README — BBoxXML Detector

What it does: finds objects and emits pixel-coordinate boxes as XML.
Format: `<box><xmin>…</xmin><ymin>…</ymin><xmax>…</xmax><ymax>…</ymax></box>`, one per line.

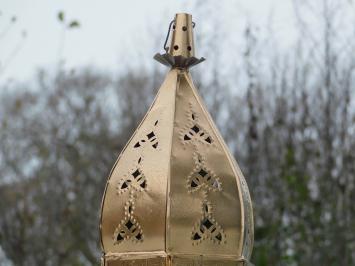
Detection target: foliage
<box><xmin>57</xmin><ymin>11</ymin><xmax>80</xmax><ymax>29</ymax></box>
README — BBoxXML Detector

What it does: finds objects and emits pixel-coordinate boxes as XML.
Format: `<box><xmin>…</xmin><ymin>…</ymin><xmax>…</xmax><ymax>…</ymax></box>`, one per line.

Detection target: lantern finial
<box><xmin>154</xmin><ymin>13</ymin><xmax>205</xmax><ymax>68</ymax></box>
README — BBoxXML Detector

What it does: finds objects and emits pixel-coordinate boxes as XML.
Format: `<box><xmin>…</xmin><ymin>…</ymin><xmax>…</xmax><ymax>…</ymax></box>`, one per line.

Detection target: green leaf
<box><xmin>68</xmin><ymin>20</ymin><xmax>80</xmax><ymax>28</ymax></box>
<box><xmin>57</xmin><ymin>11</ymin><xmax>64</xmax><ymax>22</ymax></box>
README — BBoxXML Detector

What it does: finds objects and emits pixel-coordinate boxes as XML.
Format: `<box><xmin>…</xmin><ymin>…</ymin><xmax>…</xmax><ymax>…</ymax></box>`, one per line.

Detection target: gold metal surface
<box><xmin>100</xmin><ymin>13</ymin><xmax>254</xmax><ymax>265</ymax></box>
<box><xmin>168</xmin><ymin>13</ymin><xmax>195</xmax><ymax>58</ymax></box>
<box><xmin>153</xmin><ymin>13</ymin><xmax>205</xmax><ymax>68</ymax></box>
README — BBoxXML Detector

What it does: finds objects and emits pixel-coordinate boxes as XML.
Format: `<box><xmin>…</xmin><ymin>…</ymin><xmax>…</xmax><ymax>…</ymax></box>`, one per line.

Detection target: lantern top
<box><xmin>154</xmin><ymin>13</ymin><xmax>205</xmax><ymax>68</ymax></box>
<box><xmin>100</xmin><ymin>13</ymin><xmax>254</xmax><ymax>266</ymax></box>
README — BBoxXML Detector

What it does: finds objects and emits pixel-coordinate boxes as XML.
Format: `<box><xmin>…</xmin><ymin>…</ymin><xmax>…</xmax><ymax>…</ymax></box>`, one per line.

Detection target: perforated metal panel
<box><xmin>99</xmin><ymin>13</ymin><xmax>254</xmax><ymax>266</ymax></box>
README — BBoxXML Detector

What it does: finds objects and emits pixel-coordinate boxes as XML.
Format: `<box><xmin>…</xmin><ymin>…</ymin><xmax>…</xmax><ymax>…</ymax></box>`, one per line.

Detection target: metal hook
<box><xmin>163</xmin><ymin>20</ymin><xmax>175</xmax><ymax>53</ymax></box>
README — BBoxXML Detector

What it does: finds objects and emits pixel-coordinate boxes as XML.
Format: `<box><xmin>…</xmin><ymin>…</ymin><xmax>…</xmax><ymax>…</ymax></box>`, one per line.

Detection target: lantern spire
<box><xmin>154</xmin><ymin>13</ymin><xmax>205</xmax><ymax>68</ymax></box>
<box><xmin>100</xmin><ymin>13</ymin><xmax>254</xmax><ymax>266</ymax></box>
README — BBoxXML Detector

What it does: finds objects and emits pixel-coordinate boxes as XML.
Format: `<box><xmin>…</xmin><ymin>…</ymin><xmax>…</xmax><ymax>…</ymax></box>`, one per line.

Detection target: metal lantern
<box><xmin>100</xmin><ymin>13</ymin><xmax>254</xmax><ymax>265</ymax></box>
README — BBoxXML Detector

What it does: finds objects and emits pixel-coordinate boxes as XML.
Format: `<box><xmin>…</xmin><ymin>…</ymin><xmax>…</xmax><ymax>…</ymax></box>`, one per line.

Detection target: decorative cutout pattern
<box><xmin>113</xmin><ymin>119</ymin><xmax>160</xmax><ymax>245</ymax></box>
<box><xmin>187</xmin><ymin>153</ymin><xmax>222</xmax><ymax>193</ymax></box>
<box><xmin>191</xmin><ymin>200</ymin><xmax>226</xmax><ymax>245</ymax></box>
<box><xmin>180</xmin><ymin>107</ymin><xmax>213</xmax><ymax>146</ymax></box>
<box><xmin>113</xmin><ymin>200</ymin><xmax>144</xmax><ymax>244</ymax></box>
<box><xmin>181</xmin><ymin>104</ymin><xmax>225</xmax><ymax>245</ymax></box>
<box><xmin>117</xmin><ymin>157</ymin><xmax>147</xmax><ymax>194</ymax></box>
<box><xmin>134</xmin><ymin>120</ymin><xmax>159</xmax><ymax>149</ymax></box>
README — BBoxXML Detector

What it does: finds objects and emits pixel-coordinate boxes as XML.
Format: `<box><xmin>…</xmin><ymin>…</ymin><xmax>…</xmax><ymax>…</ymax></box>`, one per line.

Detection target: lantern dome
<box><xmin>100</xmin><ymin>13</ymin><xmax>254</xmax><ymax>266</ymax></box>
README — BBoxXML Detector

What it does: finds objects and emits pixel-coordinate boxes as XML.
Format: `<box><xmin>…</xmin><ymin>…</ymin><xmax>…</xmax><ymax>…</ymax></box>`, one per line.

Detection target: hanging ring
<box><xmin>163</xmin><ymin>20</ymin><xmax>175</xmax><ymax>53</ymax></box>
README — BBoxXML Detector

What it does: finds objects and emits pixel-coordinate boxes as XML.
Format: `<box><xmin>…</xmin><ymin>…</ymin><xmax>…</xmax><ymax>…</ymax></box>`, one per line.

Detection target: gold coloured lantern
<box><xmin>100</xmin><ymin>13</ymin><xmax>254</xmax><ymax>265</ymax></box>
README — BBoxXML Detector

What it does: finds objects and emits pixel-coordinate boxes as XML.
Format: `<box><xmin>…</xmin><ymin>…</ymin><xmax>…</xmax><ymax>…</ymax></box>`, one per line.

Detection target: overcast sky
<box><xmin>0</xmin><ymin>0</ymin><xmax>296</xmax><ymax>82</ymax></box>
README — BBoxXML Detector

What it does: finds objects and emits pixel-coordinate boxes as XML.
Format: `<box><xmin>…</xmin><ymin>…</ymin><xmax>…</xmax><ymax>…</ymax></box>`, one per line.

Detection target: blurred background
<box><xmin>1</xmin><ymin>0</ymin><xmax>355</xmax><ymax>265</ymax></box>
